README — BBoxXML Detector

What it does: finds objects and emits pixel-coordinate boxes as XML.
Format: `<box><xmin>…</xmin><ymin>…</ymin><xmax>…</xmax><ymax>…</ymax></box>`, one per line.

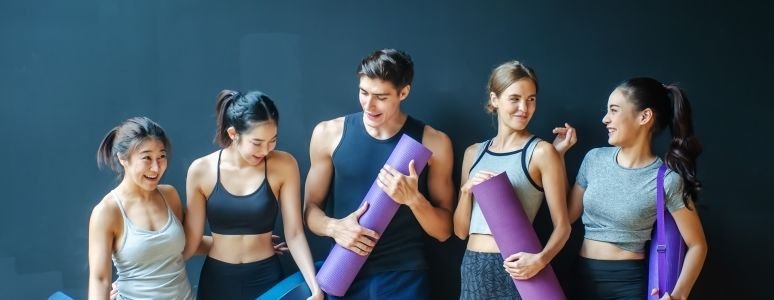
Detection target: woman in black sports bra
<box><xmin>183</xmin><ymin>90</ymin><xmax>322</xmax><ymax>300</ymax></box>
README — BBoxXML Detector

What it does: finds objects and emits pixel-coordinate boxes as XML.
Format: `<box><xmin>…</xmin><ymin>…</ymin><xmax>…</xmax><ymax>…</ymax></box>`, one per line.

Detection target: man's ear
<box><xmin>398</xmin><ymin>85</ymin><xmax>411</xmax><ymax>101</ymax></box>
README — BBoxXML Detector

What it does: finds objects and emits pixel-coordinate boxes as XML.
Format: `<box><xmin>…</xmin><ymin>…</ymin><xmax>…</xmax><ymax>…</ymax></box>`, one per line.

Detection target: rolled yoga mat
<box><xmin>315</xmin><ymin>134</ymin><xmax>432</xmax><ymax>297</ymax></box>
<box><xmin>471</xmin><ymin>172</ymin><xmax>565</xmax><ymax>300</ymax></box>
<box><xmin>647</xmin><ymin>164</ymin><xmax>686</xmax><ymax>299</ymax></box>
<box><xmin>256</xmin><ymin>261</ymin><xmax>323</xmax><ymax>300</ymax></box>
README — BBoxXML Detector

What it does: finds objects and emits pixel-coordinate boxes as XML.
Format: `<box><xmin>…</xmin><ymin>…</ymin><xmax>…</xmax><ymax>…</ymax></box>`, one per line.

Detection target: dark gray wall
<box><xmin>1</xmin><ymin>0</ymin><xmax>771</xmax><ymax>299</ymax></box>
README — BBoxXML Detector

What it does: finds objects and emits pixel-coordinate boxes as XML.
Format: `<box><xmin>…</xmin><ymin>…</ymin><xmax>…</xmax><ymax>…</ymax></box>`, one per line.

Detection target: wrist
<box><xmin>324</xmin><ymin>217</ymin><xmax>339</xmax><ymax>237</ymax></box>
<box><xmin>406</xmin><ymin>192</ymin><xmax>425</xmax><ymax>209</ymax></box>
<box><xmin>460</xmin><ymin>186</ymin><xmax>471</xmax><ymax>196</ymax></box>
<box><xmin>536</xmin><ymin>252</ymin><xmax>550</xmax><ymax>266</ymax></box>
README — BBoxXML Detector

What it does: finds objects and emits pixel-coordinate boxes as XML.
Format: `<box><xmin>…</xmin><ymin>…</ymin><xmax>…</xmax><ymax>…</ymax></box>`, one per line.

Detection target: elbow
<box><xmin>557</xmin><ymin>221</ymin><xmax>572</xmax><ymax>241</ymax></box>
<box><xmin>435</xmin><ymin>221</ymin><xmax>455</xmax><ymax>242</ymax></box>
<box><xmin>183</xmin><ymin>237</ymin><xmax>202</xmax><ymax>258</ymax></box>
<box><xmin>284</xmin><ymin>224</ymin><xmax>304</xmax><ymax>241</ymax></box>
<box><xmin>689</xmin><ymin>239</ymin><xmax>709</xmax><ymax>257</ymax></box>
<box><xmin>434</xmin><ymin>231</ymin><xmax>453</xmax><ymax>242</ymax></box>
<box><xmin>453</xmin><ymin>224</ymin><xmax>469</xmax><ymax>241</ymax></box>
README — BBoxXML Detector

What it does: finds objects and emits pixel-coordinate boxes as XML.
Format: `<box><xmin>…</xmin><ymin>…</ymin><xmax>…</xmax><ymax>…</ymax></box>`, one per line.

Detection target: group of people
<box><xmin>88</xmin><ymin>48</ymin><xmax>707</xmax><ymax>300</ymax></box>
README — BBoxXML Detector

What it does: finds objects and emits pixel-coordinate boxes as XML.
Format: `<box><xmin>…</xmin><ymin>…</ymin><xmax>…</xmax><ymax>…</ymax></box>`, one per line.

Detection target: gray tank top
<box><xmin>111</xmin><ymin>190</ymin><xmax>193</xmax><ymax>300</ymax></box>
<box><xmin>469</xmin><ymin>136</ymin><xmax>545</xmax><ymax>235</ymax></box>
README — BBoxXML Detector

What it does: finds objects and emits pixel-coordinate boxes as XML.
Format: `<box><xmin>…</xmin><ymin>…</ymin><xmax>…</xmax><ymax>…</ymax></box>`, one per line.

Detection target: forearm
<box><xmin>182</xmin><ymin>234</ymin><xmax>202</xmax><ymax>260</ymax></box>
<box><xmin>193</xmin><ymin>235</ymin><xmax>212</xmax><ymax>256</ymax></box>
<box><xmin>670</xmin><ymin>243</ymin><xmax>707</xmax><ymax>299</ymax></box>
<box><xmin>409</xmin><ymin>194</ymin><xmax>452</xmax><ymax>241</ymax></box>
<box><xmin>88</xmin><ymin>276</ymin><xmax>110</xmax><ymax>300</ymax></box>
<box><xmin>305</xmin><ymin>203</ymin><xmax>337</xmax><ymax>238</ymax></box>
<box><xmin>453</xmin><ymin>190</ymin><xmax>473</xmax><ymax>239</ymax></box>
<box><xmin>285</xmin><ymin>230</ymin><xmax>320</xmax><ymax>292</ymax></box>
<box><xmin>538</xmin><ymin>222</ymin><xmax>571</xmax><ymax>264</ymax></box>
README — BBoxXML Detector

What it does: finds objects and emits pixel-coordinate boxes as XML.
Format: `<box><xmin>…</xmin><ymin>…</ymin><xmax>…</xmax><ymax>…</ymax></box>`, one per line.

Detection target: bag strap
<box><xmin>656</xmin><ymin>163</ymin><xmax>668</xmax><ymax>294</ymax></box>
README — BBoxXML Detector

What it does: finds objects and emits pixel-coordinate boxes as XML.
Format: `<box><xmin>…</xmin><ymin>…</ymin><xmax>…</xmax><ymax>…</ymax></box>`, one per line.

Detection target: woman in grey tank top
<box><xmin>453</xmin><ymin>61</ymin><xmax>576</xmax><ymax>299</ymax></box>
<box><xmin>88</xmin><ymin>117</ymin><xmax>193</xmax><ymax>300</ymax></box>
<box><xmin>567</xmin><ymin>78</ymin><xmax>707</xmax><ymax>299</ymax></box>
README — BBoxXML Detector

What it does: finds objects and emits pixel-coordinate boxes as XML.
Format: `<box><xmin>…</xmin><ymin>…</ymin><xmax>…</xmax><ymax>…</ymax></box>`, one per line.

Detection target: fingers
<box><xmin>408</xmin><ymin>160</ymin><xmax>417</xmax><ymax>177</ymax></box>
<box><xmin>552</xmin><ymin>127</ymin><xmax>568</xmax><ymax>134</ymax></box>
<box><xmin>274</xmin><ymin>241</ymin><xmax>287</xmax><ymax>250</ymax></box>
<box><xmin>358</xmin><ymin>226</ymin><xmax>380</xmax><ymax>240</ymax></box>
<box><xmin>469</xmin><ymin>170</ymin><xmax>497</xmax><ymax>186</ymax></box>
<box><xmin>347</xmin><ymin>238</ymin><xmax>376</xmax><ymax>256</ymax></box>
<box><xmin>346</xmin><ymin>204</ymin><xmax>379</xmax><ymax>239</ymax></box>
<box><xmin>505</xmin><ymin>252</ymin><xmax>523</xmax><ymax>262</ymax></box>
<box><xmin>351</xmin><ymin>202</ymin><xmax>369</xmax><ymax>219</ymax></box>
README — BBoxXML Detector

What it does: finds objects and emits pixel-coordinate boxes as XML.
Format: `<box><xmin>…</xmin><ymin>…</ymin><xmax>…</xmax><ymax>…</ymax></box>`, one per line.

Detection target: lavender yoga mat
<box><xmin>647</xmin><ymin>164</ymin><xmax>686</xmax><ymax>299</ymax></box>
<box><xmin>316</xmin><ymin>134</ymin><xmax>432</xmax><ymax>297</ymax></box>
<box><xmin>471</xmin><ymin>172</ymin><xmax>565</xmax><ymax>300</ymax></box>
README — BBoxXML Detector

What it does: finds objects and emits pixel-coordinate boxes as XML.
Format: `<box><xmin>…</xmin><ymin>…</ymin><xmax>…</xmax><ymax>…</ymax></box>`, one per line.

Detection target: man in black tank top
<box><xmin>304</xmin><ymin>49</ymin><xmax>455</xmax><ymax>299</ymax></box>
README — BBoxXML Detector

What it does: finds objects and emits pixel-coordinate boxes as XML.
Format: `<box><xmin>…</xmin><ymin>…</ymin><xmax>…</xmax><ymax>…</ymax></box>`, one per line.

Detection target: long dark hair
<box><xmin>214</xmin><ymin>89</ymin><xmax>279</xmax><ymax>147</ymax></box>
<box><xmin>97</xmin><ymin>117</ymin><xmax>170</xmax><ymax>175</ymax></box>
<box><xmin>618</xmin><ymin>78</ymin><xmax>702</xmax><ymax>205</ymax></box>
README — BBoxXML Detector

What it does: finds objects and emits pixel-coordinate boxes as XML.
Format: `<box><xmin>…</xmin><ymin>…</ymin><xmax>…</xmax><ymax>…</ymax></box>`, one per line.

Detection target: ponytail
<box><xmin>214</xmin><ymin>90</ymin><xmax>239</xmax><ymax>147</ymax></box>
<box><xmin>664</xmin><ymin>85</ymin><xmax>702</xmax><ymax>205</ymax></box>
<box><xmin>97</xmin><ymin>127</ymin><xmax>120</xmax><ymax>172</ymax></box>
<box><xmin>96</xmin><ymin>117</ymin><xmax>170</xmax><ymax>177</ymax></box>
<box><xmin>212</xmin><ymin>89</ymin><xmax>280</xmax><ymax>148</ymax></box>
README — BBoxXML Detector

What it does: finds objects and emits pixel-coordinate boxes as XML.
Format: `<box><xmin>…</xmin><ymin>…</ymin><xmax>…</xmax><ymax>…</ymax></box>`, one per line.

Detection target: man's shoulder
<box><xmin>313</xmin><ymin>116</ymin><xmax>346</xmax><ymax>137</ymax></box>
<box><xmin>421</xmin><ymin>124</ymin><xmax>450</xmax><ymax>145</ymax></box>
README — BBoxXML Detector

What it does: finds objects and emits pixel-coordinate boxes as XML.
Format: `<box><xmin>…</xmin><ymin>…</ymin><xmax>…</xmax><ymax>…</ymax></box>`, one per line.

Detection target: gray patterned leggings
<box><xmin>460</xmin><ymin>250</ymin><xmax>522</xmax><ymax>300</ymax></box>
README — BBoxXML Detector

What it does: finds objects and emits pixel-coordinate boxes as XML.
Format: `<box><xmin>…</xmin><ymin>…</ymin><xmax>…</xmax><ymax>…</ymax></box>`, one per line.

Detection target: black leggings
<box><xmin>577</xmin><ymin>257</ymin><xmax>646</xmax><ymax>300</ymax></box>
<box><xmin>197</xmin><ymin>255</ymin><xmax>282</xmax><ymax>300</ymax></box>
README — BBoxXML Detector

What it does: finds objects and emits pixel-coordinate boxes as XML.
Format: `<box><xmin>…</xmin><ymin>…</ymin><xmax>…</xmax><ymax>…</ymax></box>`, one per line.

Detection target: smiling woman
<box><xmin>183</xmin><ymin>90</ymin><xmax>322</xmax><ymax>300</ymax></box>
<box><xmin>88</xmin><ymin>117</ymin><xmax>194</xmax><ymax>300</ymax></box>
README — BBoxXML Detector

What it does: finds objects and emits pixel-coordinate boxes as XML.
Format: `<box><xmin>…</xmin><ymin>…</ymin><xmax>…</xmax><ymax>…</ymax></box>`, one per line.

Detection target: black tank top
<box><xmin>206</xmin><ymin>150</ymin><xmax>278</xmax><ymax>235</ymax></box>
<box><xmin>331</xmin><ymin>112</ymin><xmax>429</xmax><ymax>277</ymax></box>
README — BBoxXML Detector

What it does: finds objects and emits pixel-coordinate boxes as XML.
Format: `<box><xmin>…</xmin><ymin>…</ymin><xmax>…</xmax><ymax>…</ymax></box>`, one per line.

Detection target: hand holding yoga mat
<box><xmin>471</xmin><ymin>172</ymin><xmax>565</xmax><ymax>300</ymax></box>
<box><xmin>316</xmin><ymin>134</ymin><xmax>432</xmax><ymax>297</ymax></box>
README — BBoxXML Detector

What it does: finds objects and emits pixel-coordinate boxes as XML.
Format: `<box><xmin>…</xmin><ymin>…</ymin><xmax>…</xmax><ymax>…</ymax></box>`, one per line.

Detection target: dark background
<box><xmin>1</xmin><ymin>0</ymin><xmax>771</xmax><ymax>299</ymax></box>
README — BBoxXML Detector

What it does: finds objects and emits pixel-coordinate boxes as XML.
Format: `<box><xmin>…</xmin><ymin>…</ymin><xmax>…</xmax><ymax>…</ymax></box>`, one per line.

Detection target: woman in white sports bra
<box><xmin>88</xmin><ymin>117</ymin><xmax>194</xmax><ymax>300</ymax></box>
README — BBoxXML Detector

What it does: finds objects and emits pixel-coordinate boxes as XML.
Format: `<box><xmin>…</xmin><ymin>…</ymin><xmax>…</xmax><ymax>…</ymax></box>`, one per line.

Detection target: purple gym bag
<box><xmin>647</xmin><ymin>164</ymin><xmax>687</xmax><ymax>299</ymax></box>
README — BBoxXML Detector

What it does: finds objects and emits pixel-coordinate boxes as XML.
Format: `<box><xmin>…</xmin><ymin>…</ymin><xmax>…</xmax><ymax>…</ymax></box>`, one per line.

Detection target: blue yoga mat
<box><xmin>256</xmin><ymin>261</ymin><xmax>323</xmax><ymax>300</ymax></box>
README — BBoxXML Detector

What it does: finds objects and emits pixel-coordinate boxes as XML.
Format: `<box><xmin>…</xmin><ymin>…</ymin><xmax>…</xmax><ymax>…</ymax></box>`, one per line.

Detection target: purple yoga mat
<box><xmin>316</xmin><ymin>134</ymin><xmax>432</xmax><ymax>297</ymax></box>
<box><xmin>471</xmin><ymin>172</ymin><xmax>565</xmax><ymax>300</ymax></box>
<box><xmin>647</xmin><ymin>164</ymin><xmax>686</xmax><ymax>299</ymax></box>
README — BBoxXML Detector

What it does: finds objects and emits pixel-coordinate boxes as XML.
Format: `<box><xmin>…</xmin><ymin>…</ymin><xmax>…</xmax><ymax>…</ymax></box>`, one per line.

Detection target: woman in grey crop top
<box><xmin>88</xmin><ymin>117</ymin><xmax>193</xmax><ymax>300</ymax></box>
<box><xmin>182</xmin><ymin>90</ymin><xmax>322</xmax><ymax>300</ymax></box>
<box><xmin>568</xmin><ymin>78</ymin><xmax>707</xmax><ymax>300</ymax></box>
<box><xmin>452</xmin><ymin>61</ymin><xmax>574</xmax><ymax>299</ymax></box>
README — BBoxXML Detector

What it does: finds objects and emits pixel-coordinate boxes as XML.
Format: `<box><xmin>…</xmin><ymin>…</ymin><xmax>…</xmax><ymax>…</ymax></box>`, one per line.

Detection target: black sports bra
<box><xmin>206</xmin><ymin>150</ymin><xmax>278</xmax><ymax>235</ymax></box>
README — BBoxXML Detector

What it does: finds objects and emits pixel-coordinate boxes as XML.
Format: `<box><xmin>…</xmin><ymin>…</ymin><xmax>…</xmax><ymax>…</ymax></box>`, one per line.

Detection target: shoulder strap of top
<box><xmin>520</xmin><ymin>135</ymin><xmax>543</xmax><ymax>192</ymax></box>
<box><xmin>111</xmin><ymin>190</ymin><xmax>129</xmax><ymax>219</ymax></box>
<box><xmin>469</xmin><ymin>139</ymin><xmax>492</xmax><ymax>174</ymax></box>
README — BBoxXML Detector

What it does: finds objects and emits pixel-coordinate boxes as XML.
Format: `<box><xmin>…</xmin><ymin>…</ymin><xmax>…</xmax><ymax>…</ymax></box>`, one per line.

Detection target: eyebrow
<box><xmin>609</xmin><ymin>104</ymin><xmax>621</xmax><ymax>108</ymax></box>
<box><xmin>139</xmin><ymin>149</ymin><xmax>166</xmax><ymax>154</ymax></box>
<box><xmin>360</xmin><ymin>87</ymin><xmax>390</xmax><ymax>97</ymax></box>
<box><xmin>251</xmin><ymin>135</ymin><xmax>278</xmax><ymax>142</ymax></box>
<box><xmin>509</xmin><ymin>93</ymin><xmax>536</xmax><ymax>97</ymax></box>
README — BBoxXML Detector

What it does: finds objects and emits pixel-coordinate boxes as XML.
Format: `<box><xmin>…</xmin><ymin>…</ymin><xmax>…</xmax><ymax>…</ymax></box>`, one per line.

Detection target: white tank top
<box><xmin>111</xmin><ymin>190</ymin><xmax>193</xmax><ymax>300</ymax></box>
<box><xmin>469</xmin><ymin>136</ymin><xmax>545</xmax><ymax>235</ymax></box>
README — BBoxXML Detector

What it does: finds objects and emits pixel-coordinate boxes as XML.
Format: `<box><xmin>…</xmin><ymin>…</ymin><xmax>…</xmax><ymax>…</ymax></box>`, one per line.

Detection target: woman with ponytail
<box><xmin>183</xmin><ymin>90</ymin><xmax>322</xmax><ymax>300</ymax></box>
<box><xmin>88</xmin><ymin>117</ymin><xmax>194</xmax><ymax>300</ymax></box>
<box><xmin>567</xmin><ymin>78</ymin><xmax>707</xmax><ymax>299</ymax></box>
